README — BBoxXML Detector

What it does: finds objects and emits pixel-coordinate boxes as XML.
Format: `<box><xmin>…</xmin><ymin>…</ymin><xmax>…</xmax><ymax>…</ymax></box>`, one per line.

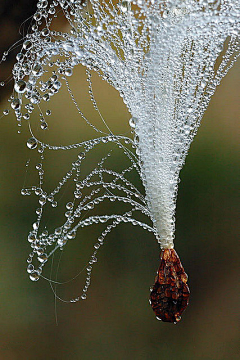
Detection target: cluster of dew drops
<box><xmin>0</xmin><ymin>0</ymin><xmax>159</xmax><ymax>303</ymax></box>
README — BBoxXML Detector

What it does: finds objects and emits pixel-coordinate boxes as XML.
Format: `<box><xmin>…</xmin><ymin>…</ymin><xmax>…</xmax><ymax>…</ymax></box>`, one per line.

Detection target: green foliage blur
<box><xmin>0</xmin><ymin>47</ymin><xmax>239</xmax><ymax>360</ymax></box>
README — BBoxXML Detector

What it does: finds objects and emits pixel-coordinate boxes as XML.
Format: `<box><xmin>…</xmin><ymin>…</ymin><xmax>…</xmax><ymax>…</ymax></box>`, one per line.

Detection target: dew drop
<box><xmin>14</xmin><ymin>80</ymin><xmax>26</xmax><ymax>93</ymax></box>
<box><xmin>29</xmin><ymin>272</ymin><xmax>40</xmax><ymax>281</ymax></box>
<box><xmin>32</xmin><ymin>64</ymin><xmax>43</xmax><ymax>76</ymax></box>
<box><xmin>65</xmin><ymin>68</ymin><xmax>73</xmax><ymax>76</ymax></box>
<box><xmin>23</xmin><ymin>40</ymin><xmax>32</xmax><ymax>50</ymax></box>
<box><xmin>27</xmin><ymin>137</ymin><xmax>38</xmax><ymax>149</ymax></box>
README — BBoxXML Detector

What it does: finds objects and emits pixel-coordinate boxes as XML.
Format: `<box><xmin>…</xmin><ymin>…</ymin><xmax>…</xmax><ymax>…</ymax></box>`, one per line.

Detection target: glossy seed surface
<box><xmin>150</xmin><ymin>249</ymin><xmax>190</xmax><ymax>323</ymax></box>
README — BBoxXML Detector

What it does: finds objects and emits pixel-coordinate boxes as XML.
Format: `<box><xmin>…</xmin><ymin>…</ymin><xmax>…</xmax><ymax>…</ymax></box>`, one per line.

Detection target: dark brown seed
<box><xmin>150</xmin><ymin>248</ymin><xmax>190</xmax><ymax>323</ymax></box>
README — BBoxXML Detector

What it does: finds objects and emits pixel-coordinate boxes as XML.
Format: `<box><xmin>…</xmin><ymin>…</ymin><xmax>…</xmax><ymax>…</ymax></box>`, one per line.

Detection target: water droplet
<box><xmin>38</xmin><ymin>253</ymin><xmax>48</xmax><ymax>263</ymax></box>
<box><xmin>28</xmin><ymin>234</ymin><xmax>36</xmax><ymax>243</ymax></box>
<box><xmin>27</xmin><ymin>264</ymin><xmax>34</xmax><ymax>273</ymax></box>
<box><xmin>14</xmin><ymin>80</ymin><xmax>26</xmax><ymax>93</ymax></box>
<box><xmin>40</xmin><ymin>121</ymin><xmax>48</xmax><ymax>130</ymax></box>
<box><xmin>27</xmin><ymin>137</ymin><xmax>38</xmax><ymax>149</ymax></box>
<box><xmin>30</xmin><ymin>95</ymin><xmax>40</xmax><ymax>104</ymax></box>
<box><xmin>16</xmin><ymin>53</ymin><xmax>24</xmax><ymax>61</ymax></box>
<box><xmin>53</xmin><ymin>81</ymin><xmax>61</xmax><ymax>90</ymax></box>
<box><xmin>32</xmin><ymin>64</ymin><xmax>43</xmax><ymax>76</ymax></box>
<box><xmin>129</xmin><ymin>117</ymin><xmax>137</xmax><ymax>128</ymax></box>
<box><xmin>42</xmin><ymin>94</ymin><xmax>50</xmax><ymax>101</ymax></box>
<box><xmin>66</xmin><ymin>202</ymin><xmax>73</xmax><ymax>210</ymax></box>
<box><xmin>23</xmin><ymin>40</ymin><xmax>32</xmax><ymax>50</ymax></box>
<box><xmin>29</xmin><ymin>272</ymin><xmax>40</xmax><ymax>281</ymax></box>
<box><xmin>41</xmin><ymin>28</ymin><xmax>49</xmax><ymax>37</ymax></box>
<box><xmin>65</xmin><ymin>68</ymin><xmax>73</xmax><ymax>76</ymax></box>
<box><xmin>55</xmin><ymin>227</ymin><xmax>62</xmax><ymax>235</ymax></box>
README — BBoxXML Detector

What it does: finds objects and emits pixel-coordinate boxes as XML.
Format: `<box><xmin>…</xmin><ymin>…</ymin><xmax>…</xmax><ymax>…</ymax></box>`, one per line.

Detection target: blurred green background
<box><xmin>0</xmin><ymin>11</ymin><xmax>239</xmax><ymax>360</ymax></box>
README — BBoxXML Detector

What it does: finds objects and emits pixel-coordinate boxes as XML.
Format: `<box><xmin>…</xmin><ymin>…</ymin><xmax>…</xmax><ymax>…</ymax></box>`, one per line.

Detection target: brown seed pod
<box><xmin>150</xmin><ymin>248</ymin><xmax>190</xmax><ymax>323</ymax></box>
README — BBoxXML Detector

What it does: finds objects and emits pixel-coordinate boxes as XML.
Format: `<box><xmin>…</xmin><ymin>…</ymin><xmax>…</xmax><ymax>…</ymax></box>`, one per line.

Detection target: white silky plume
<box><xmin>3</xmin><ymin>0</ymin><xmax>240</xmax><ymax>291</ymax></box>
<box><xmin>85</xmin><ymin>0</ymin><xmax>240</xmax><ymax>248</ymax></box>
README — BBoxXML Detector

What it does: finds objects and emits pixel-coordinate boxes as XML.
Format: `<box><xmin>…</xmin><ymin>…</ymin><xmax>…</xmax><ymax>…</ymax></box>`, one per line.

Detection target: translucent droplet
<box><xmin>3</xmin><ymin>109</ymin><xmax>9</xmax><ymax>115</ymax></box>
<box><xmin>28</xmin><ymin>233</ymin><xmax>36</xmax><ymax>243</ymax></box>
<box><xmin>32</xmin><ymin>64</ymin><xmax>43</xmax><ymax>76</ymax></box>
<box><xmin>34</xmin><ymin>12</ymin><xmax>42</xmax><ymax>21</ymax></box>
<box><xmin>23</xmin><ymin>113</ymin><xmax>30</xmax><ymax>120</ymax></box>
<box><xmin>129</xmin><ymin>117</ymin><xmax>137</xmax><ymax>128</ymax></box>
<box><xmin>65</xmin><ymin>68</ymin><xmax>73</xmax><ymax>76</ymax></box>
<box><xmin>40</xmin><ymin>122</ymin><xmax>48</xmax><ymax>130</ymax></box>
<box><xmin>27</xmin><ymin>137</ymin><xmax>38</xmax><ymax>149</ymax></box>
<box><xmin>53</xmin><ymin>81</ymin><xmax>61</xmax><ymax>90</ymax></box>
<box><xmin>29</xmin><ymin>272</ymin><xmax>40</xmax><ymax>281</ymax></box>
<box><xmin>27</xmin><ymin>264</ymin><xmax>34</xmax><ymax>273</ymax></box>
<box><xmin>38</xmin><ymin>253</ymin><xmax>48</xmax><ymax>263</ymax></box>
<box><xmin>39</xmin><ymin>197</ymin><xmax>46</xmax><ymax>206</ymax></box>
<box><xmin>16</xmin><ymin>53</ymin><xmax>24</xmax><ymax>61</ymax></box>
<box><xmin>67</xmin><ymin>231</ymin><xmax>76</xmax><ymax>240</ymax></box>
<box><xmin>23</xmin><ymin>40</ymin><xmax>32</xmax><ymax>50</ymax></box>
<box><xmin>41</xmin><ymin>28</ymin><xmax>49</xmax><ymax>36</ymax></box>
<box><xmin>14</xmin><ymin>80</ymin><xmax>26</xmax><ymax>93</ymax></box>
<box><xmin>36</xmin><ymin>208</ymin><xmax>42</xmax><ymax>215</ymax></box>
<box><xmin>55</xmin><ymin>227</ymin><xmax>62</xmax><ymax>235</ymax></box>
<box><xmin>66</xmin><ymin>202</ymin><xmax>73</xmax><ymax>210</ymax></box>
<box><xmin>43</xmin><ymin>94</ymin><xmax>50</xmax><ymax>101</ymax></box>
<box><xmin>30</xmin><ymin>94</ymin><xmax>40</xmax><ymax>104</ymax></box>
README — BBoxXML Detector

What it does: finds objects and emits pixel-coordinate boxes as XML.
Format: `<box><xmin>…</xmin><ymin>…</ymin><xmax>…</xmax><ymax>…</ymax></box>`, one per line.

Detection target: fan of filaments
<box><xmin>1</xmin><ymin>1</ymin><xmax>157</xmax><ymax>304</ymax></box>
<box><xmin>1</xmin><ymin>0</ymin><xmax>240</xmax><ymax>322</ymax></box>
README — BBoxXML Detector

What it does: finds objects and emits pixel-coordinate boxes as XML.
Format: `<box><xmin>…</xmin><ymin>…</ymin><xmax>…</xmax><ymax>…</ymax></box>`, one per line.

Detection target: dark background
<box><xmin>0</xmin><ymin>2</ymin><xmax>239</xmax><ymax>359</ymax></box>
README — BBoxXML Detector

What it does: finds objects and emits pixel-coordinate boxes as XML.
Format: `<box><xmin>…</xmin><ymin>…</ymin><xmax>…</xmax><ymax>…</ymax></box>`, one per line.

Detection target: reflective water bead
<box><xmin>27</xmin><ymin>137</ymin><xmax>38</xmax><ymax>149</ymax></box>
<box><xmin>65</xmin><ymin>68</ymin><xmax>73</xmax><ymax>76</ymax></box>
<box><xmin>39</xmin><ymin>197</ymin><xmax>46</xmax><ymax>206</ymax></box>
<box><xmin>3</xmin><ymin>109</ymin><xmax>9</xmax><ymax>115</ymax></box>
<box><xmin>23</xmin><ymin>40</ymin><xmax>32</xmax><ymax>50</ymax></box>
<box><xmin>30</xmin><ymin>95</ymin><xmax>40</xmax><ymax>104</ymax></box>
<box><xmin>41</xmin><ymin>28</ymin><xmax>49</xmax><ymax>36</ymax></box>
<box><xmin>32</xmin><ymin>64</ymin><xmax>43</xmax><ymax>76</ymax></box>
<box><xmin>53</xmin><ymin>81</ymin><xmax>61</xmax><ymax>90</ymax></box>
<box><xmin>39</xmin><ymin>0</ymin><xmax>48</xmax><ymax>9</ymax></box>
<box><xmin>27</xmin><ymin>264</ymin><xmax>35</xmax><ymax>273</ymax></box>
<box><xmin>32</xmin><ymin>222</ymin><xmax>39</xmax><ymax>230</ymax></box>
<box><xmin>40</xmin><ymin>122</ymin><xmax>48</xmax><ymax>130</ymax></box>
<box><xmin>36</xmin><ymin>208</ymin><xmax>42</xmax><ymax>215</ymax></box>
<box><xmin>28</xmin><ymin>233</ymin><xmax>36</xmax><ymax>243</ymax></box>
<box><xmin>38</xmin><ymin>253</ymin><xmax>48</xmax><ymax>263</ymax></box>
<box><xmin>16</xmin><ymin>53</ymin><xmax>24</xmax><ymax>61</ymax></box>
<box><xmin>21</xmin><ymin>188</ymin><xmax>30</xmax><ymax>195</ymax></box>
<box><xmin>14</xmin><ymin>80</ymin><xmax>26</xmax><ymax>93</ymax></box>
<box><xmin>67</xmin><ymin>231</ymin><xmax>76</xmax><ymax>240</ymax></box>
<box><xmin>35</xmin><ymin>188</ymin><xmax>42</xmax><ymax>196</ymax></box>
<box><xmin>42</xmin><ymin>94</ymin><xmax>50</xmax><ymax>101</ymax></box>
<box><xmin>29</xmin><ymin>272</ymin><xmax>40</xmax><ymax>281</ymax></box>
<box><xmin>66</xmin><ymin>202</ymin><xmax>73</xmax><ymax>210</ymax></box>
<box><xmin>55</xmin><ymin>227</ymin><xmax>62</xmax><ymax>235</ymax></box>
<box><xmin>23</xmin><ymin>113</ymin><xmax>30</xmax><ymax>120</ymax></box>
<box><xmin>129</xmin><ymin>117</ymin><xmax>137</xmax><ymax>128</ymax></box>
